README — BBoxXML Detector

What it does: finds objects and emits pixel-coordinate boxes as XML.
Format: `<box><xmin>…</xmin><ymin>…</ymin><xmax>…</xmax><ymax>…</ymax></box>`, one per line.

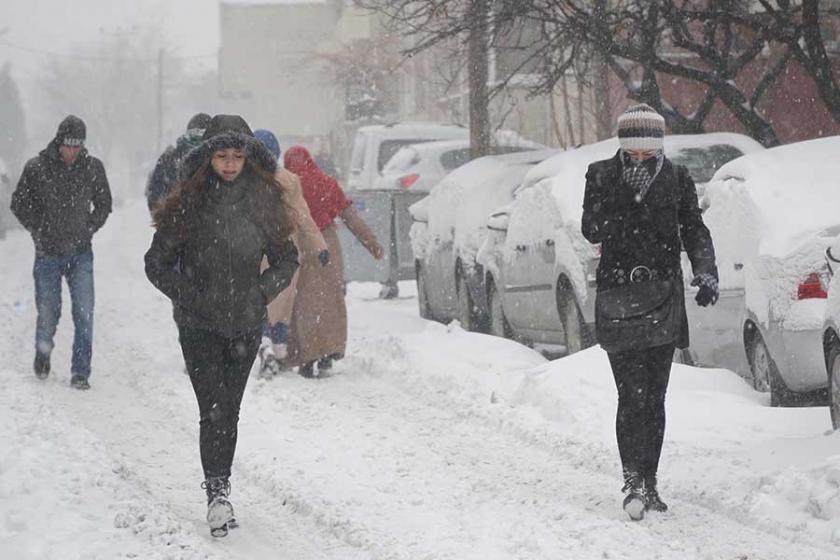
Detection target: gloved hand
<box><xmin>318</xmin><ymin>249</ymin><xmax>330</xmax><ymax>267</ymax></box>
<box><xmin>691</xmin><ymin>273</ymin><xmax>719</xmax><ymax>307</ymax></box>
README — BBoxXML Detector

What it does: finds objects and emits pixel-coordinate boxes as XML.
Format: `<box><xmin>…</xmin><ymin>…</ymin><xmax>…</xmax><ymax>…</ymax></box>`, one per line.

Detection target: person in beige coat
<box><xmin>283</xmin><ymin>145</ymin><xmax>384</xmax><ymax>377</ymax></box>
<box><xmin>254</xmin><ymin>130</ymin><xmax>328</xmax><ymax>378</ymax></box>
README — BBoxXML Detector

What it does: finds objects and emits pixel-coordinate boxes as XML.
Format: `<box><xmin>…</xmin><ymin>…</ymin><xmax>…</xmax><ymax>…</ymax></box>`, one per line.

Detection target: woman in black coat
<box><xmin>144</xmin><ymin>115</ymin><xmax>299</xmax><ymax>537</ymax></box>
<box><xmin>581</xmin><ymin>104</ymin><xmax>719</xmax><ymax>520</ymax></box>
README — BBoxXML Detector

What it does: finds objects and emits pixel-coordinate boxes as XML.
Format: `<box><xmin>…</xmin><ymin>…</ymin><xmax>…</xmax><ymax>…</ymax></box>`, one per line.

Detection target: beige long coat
<box><xmin>284</xmin><ymin>206</ymin><xmax>382</xmax><ymax>367</ymax></box>
<box><xmin>263</xmin><ymin>168</ymin><xmax>327</xmax><ymax>326</ymax></box>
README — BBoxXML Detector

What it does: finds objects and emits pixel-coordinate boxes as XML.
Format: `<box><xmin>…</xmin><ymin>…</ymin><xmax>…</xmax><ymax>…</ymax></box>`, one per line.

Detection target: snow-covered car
<box><xmin>479</xmin><ymin>133</ymin><xmax>764</xmax><ymax>354</ymax></box>
<box><xmin>346</xmin><ymin>122</ymin><xmax>468</xmax><ymax>191</ymax></box>
<box><xmin>696</xmin><ymin>136</ymin><xmax>840</xmax><ymax>406</ymax></box>
<box><xmin>822</xmin><ymin>235</ymin><xmax>840</xmax><ymax>428</ymax></box>
<box><xmin>410</xmin><ymin>149</ymin><xmax>560</xmax><ymax>329</ymax></box>
<box><xmin>374</xmin><ymin>137</ymin><xmax>544</xmax><ymax>192</ymax></box>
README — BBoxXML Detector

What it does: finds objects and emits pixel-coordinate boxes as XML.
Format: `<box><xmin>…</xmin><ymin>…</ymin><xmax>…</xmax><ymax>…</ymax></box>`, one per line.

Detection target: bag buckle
<box><xmin>630</xmin><ymin>265</ymin><xmax>652</xmax><ymax>283</ymax></box>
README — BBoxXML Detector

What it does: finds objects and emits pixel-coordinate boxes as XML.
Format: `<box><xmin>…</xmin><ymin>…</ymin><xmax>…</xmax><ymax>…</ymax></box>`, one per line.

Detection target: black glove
<box><xmin>318</xmin><ymin>249</ymin><xmax>330</xmax><ymax>267</ymax></box>
<box><xmin>691</xmin><ymin>273</ymin><xmax>719</xmax><ymax>307</ymax></box>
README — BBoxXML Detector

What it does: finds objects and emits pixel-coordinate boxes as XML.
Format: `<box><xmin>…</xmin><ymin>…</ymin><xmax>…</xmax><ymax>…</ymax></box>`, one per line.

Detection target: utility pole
<box><xmin>468</xmin><ymin>0</ymin><xmax>490</xmax><ymax>159</ymax></box>
<box><xmin>156</xmin><ymin>48</ymin><xmax>164</xmax><ymax>153</ymax></box>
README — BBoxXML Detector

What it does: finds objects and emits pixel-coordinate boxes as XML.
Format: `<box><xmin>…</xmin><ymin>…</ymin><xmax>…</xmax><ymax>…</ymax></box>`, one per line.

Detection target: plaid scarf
<box><xmin>621</xmin><ymin>150</ymin><xmax>664</xmax><ymax>199</ymax></box>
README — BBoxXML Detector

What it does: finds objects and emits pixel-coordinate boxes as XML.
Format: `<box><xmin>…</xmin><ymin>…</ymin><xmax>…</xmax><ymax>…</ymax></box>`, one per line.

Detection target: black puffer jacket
<box><xmin>144</xmin><ymin>115</ymin><xmax>299</xmax><ymax>338</ymax></box>
<box><xmin>581</xmin><ymin>150</ymin><xmax>717</xmax><ymax>348</ymax></box>
<box><xmin>11</xmin><ymin>117</ymin><xmax>112</xmax><ymax>256</ymax></box>
<box><xmin>145</xmin><ymin>129</ymin><xmax>204</xmax><ymax>212</ymax></box>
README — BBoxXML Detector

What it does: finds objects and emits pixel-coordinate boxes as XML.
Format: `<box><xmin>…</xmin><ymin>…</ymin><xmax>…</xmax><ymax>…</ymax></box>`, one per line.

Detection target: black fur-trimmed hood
<box><xmin>181</xmin><ymin>114</ymin><xmax>277</xmax><ymax>179</ymax></box>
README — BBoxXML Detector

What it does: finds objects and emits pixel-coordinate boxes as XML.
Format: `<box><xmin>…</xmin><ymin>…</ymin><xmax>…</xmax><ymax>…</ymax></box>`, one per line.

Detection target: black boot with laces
<box><xmin>202</xmin><ymin>476</ymin><xmax>236</xmax><ymax>537</ymax></box>
<box><xmin>621</xmin><ymin>471</ymin><xmax>646</xmax><ymax>521</ymax></box>
<box><xmin>644</xmin><ymin>476</ymin><xmax>668</xmax><ymax>512</ymax></box>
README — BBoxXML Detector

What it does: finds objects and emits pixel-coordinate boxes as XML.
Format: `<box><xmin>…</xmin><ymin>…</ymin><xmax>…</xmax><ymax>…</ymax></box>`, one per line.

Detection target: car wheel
<box><xmin>488</xmin><ymin>281</ymin><xmax>512</xmax><ymax>339</ymax></box>
<box><xmin>557</xmin><ymin>287</ymin><xmax>593</xmax><ymax>355</ymax></box>
<box><xmin>749</xmin><ymin>333</ymin><xmax>786</xmax><ymax>407</ymax></box>
<box><xmin>826</xmin><ymin>339</ymin><xmax>840</xmax><ymax>430</ymax></box>
<box><xmin>457</xmin><ymin>272</ymin><xmax>476</xmax><ymax>331</ymax></box>
<box><xmin>416</xmin><ymin>263</ymin><xmax>434</xmax><ymax>320</ymax></box>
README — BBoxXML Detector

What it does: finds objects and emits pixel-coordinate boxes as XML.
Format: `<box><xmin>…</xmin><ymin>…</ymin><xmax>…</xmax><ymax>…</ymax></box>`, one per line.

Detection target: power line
<box><xmin>0</xmin><ymin>41</ymin><xmax>216</xmax><ymax>62</ymax></box>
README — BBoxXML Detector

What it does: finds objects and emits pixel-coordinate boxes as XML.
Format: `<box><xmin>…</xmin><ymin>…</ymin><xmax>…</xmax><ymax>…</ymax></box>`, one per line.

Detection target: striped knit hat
<box><xmin>617</xmin><ymin>104</ymin><xmax>665</xmax><ymax>152</ymax></box>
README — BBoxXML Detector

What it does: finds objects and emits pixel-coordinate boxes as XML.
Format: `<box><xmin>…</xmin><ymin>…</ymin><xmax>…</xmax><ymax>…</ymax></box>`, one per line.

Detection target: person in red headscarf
<box><xmin>283</xmin><ymin>145</ymin><xmax>384</xmax><ymax>377</ymax></box>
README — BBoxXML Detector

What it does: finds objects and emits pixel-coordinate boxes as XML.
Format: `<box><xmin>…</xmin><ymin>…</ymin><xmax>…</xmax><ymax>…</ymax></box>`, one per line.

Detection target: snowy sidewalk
<box><xmin>1</xmin><ymin>199</ymin><xmax>839</xmax><ymax>559</ymax></box>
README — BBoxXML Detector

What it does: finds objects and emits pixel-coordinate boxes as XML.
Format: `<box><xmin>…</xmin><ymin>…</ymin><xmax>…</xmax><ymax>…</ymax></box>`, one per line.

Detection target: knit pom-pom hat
<box><xmin>617</xmin><ymin>103</ymin><xmax>665</xmax><ymax>152</ymax></box>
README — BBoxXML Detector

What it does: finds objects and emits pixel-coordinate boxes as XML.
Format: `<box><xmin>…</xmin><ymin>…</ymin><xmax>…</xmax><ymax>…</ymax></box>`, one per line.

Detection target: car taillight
<box><xmin>797</xmin><ymin>272</ymin><xmax>828</xmax><ymax>300</ymax></box>
<box><xmin>399</xmin><ymin>174</ymin><xmax>420</xmax><ymax>189</ymax></box>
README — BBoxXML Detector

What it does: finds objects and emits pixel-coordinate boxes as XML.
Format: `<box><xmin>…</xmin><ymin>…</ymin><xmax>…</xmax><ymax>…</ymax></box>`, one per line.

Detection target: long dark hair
<box><xmin>152</xmin><ymin>157</ymin><xmax>296</xmax><ymax>247</ymax></box>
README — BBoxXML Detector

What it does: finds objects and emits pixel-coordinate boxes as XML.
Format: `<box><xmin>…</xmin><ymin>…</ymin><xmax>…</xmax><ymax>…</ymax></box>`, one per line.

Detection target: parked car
<box><xmin>346</xmin><ymin>122</ymin><xmax>468</xmax><ymax>191</ymax></box>
<box><xmin>374</xmin><ymin>137</ymin><xmax>544</xmax><ymax>192</ymax></box>
<box><xmin>478</xmin><ymin>133</ymin><xmax>764</xmax><ymax>355</ymax></box>
<box><xmin>822</xmin><ymin>234</ymin><xmax>840</xmax><ymax>428</ymax></box>
<box><xmin>410</xmin><ymin>149</ymin><xmax>560</xmax><ymax>329</ymax></box>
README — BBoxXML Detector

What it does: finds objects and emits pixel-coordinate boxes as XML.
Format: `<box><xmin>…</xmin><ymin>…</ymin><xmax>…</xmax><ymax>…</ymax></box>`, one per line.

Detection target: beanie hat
<box><xmin>56</xmin><ymin>115</ymin><xmax>86</xmax><ymax>147</ymax></box>
<box><xmin>254</xmin><ymin>129</ymin><xmax>281</xmax><ymax>158</ymax></box>
<box><xmin>186</xmin><ymin>112</ymin><xmax>212</xmax><ymax>132</ymax></box>
<box><xmin>617</xmin><ymin>104</ymin><xmax>665</xmax><ymax>152</ymax></box>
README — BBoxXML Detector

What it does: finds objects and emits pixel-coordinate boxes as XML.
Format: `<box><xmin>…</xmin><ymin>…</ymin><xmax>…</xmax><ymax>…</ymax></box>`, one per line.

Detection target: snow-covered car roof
<box><xmin>354</xmin><ymin>122</ymin><xmax>469</xmax><ymax>140</ymax></box>
<box><xmin>706</xmin><ymin>135</ymin><xmax>840</xmax><ymax>257</ymax></box>
<box><xmin>426</xmin><ymin>149</ymin><xmax>560</xmax><ymax>256</ymax></box>
<box><xmin>516</xmin><ymin>133</ymin><xmax>765</xmax><ymax>229</ymax></box>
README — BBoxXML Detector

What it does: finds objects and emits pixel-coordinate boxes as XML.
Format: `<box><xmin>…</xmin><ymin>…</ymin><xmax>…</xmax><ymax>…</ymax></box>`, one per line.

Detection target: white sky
<box><xmin>1</xmin><ymin>0</ymin><xmax>220</xmax><ymax>92</ymax></box>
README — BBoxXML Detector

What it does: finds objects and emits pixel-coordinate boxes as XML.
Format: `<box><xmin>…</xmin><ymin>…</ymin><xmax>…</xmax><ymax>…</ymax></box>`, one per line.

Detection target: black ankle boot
<box><xmin>34</xmin><ymin>352</ymin><xmax>50</xmax><ymax>379</ymax></box>
<box><xmin>621</xmin><ymin>471</ymin><xmax>646</xmax><ymax>521</ymax></box>
<box><xmin>644</xmin><ymin>476</ymin><xmax>668</xmax><ymax>512</ymax></box>
<box><xmin>202</xmin><ymin>476</ymin><xmax>235</xmax><ymax>537</ymax></box>
<box><xmin>298</xmin><ymin>361</ymin><xmax>315</xmax><ymax>378</ymax></box>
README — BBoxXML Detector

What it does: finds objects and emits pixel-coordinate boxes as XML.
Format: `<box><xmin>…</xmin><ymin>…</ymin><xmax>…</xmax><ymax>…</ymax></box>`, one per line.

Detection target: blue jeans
<box><xmin>33</xmin><ymin>251</ymin><xmax>95</xmax><ymax>378</ymax></box>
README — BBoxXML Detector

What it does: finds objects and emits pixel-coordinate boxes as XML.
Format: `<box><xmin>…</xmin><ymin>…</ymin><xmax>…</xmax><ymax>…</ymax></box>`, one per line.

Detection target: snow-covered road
<box><xmin>2</xmin><ymin>200</ymin><xmax>840</xmax><ymax>560</ymax></box>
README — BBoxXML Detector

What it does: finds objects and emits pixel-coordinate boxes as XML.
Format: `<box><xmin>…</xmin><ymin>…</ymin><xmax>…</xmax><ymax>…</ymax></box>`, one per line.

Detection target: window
<box><xmin>383</xmin><ymin>147</ymin><xmax>421</xmax><ymax>173</ymax></box>
<box><xmin>670</xmin><ymin>144</ymin><xmax>744</xmax><ymax>183</ymax></box>
<box><xmin>350</xmin><ymin>132</ymin><xmax>367</xmax><ymax>173</ymax></box>
<box><xmin>440</xmin><ymin>148</ymin><xmax>472</xmax><ymax>171</ymax></box>
<box><xmin>378</xmin><ymin>139</ymin><xmax>434</xmax><ymax>171</ymax></box>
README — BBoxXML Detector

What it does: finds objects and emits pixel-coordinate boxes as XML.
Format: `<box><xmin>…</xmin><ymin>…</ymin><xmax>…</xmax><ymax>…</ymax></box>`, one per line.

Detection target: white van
<box><xmin>347</xmin><ymin>122</ymin><xmax>468</xmax><ymax>190</ymax></box>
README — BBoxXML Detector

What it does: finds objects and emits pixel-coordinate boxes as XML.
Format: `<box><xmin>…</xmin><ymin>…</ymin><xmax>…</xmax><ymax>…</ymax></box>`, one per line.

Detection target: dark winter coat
<box><xmin>581</xmin><ymin>150</ymin><xmax>717</xmax><ymax>349</ymax></box>
<box><xmin>145</xmin><ymin>129</ymin><xmax>204</xmax><ymax>212</ymax></box>
<box><xmin>11</xmin><ymin>127</ymin><xmax>112</xmax><ymax>256</ymax></box>
<box><xmin>144</xmin><ymin>116</ymin><xmax>299</xmax><ymax>338</ymax></box>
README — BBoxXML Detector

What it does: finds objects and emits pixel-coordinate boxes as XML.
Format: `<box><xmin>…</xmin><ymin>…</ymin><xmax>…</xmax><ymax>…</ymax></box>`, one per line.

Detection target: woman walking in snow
<box><xmin>252</xmin><ymin>129</ymin><xmax>329</xmax><ymax>378</ymax></box>
<box><xmin>581</xmin><ymin>104</ymin><xmax>719</xmax><ymax>520</ymax></box>
<box><xmin>144</xmin><ymin>115</ymin><xmax>299</xmax><ymax>537</ymax></box>
<box><xmin>282</xmin><ymin>145</ymin><xmax>384</xmax><ymax>378</ymax></box>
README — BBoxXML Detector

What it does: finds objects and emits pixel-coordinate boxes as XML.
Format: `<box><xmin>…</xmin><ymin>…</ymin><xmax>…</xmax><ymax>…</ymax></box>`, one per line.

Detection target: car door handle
<box><xmin>515</xmin><ymin>244</ymin><xmax>527</xmax><ymax>252</ymax></box>
<box><xmin>545</xmin><ymin>239</ymin><xmax>555</xmax><ymax>247</ymax></box>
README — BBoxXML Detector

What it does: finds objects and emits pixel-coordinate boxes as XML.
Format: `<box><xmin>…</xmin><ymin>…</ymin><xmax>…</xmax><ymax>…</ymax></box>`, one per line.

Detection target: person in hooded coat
<box><xmin>581</xmin><ymin>104</ymin><xmax>719</xmax><ymax>521</ymax></box>
<box><xmin>283</xmin><ymin>145</ymin><xmax>384</xmax><ymax>377</ymax></box>
<box><xmin>144</xmin><ymin>115</ymin><xmax>299</xmax><ymax>537</ymax></box>
<box><xmin>145</xmin><ymin>113</ymin><xmax>212</xmax><ymax>212</ymax></box>
<box><xmin>11</xmin><ymin>114</ymin><xmax>112</xmax><ymax>390</ymax></box>
<box><xmin>252</xmin><ymin>129</ymin><xmax>328</xmax><ymax>378</ymax></box>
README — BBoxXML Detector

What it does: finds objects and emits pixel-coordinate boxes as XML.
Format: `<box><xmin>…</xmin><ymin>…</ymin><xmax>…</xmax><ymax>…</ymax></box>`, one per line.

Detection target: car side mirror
<box><xmin>487</xmin><ymin>211</ymin><xmax>510</xmax><ymax>232</ymax></box>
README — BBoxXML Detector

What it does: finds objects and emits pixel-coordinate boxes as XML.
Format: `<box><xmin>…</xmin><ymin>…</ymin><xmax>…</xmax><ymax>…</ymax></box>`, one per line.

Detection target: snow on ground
<box><xmin>2</xmin><ymin>199</ymin><xmax>840</xmax><ymax>559</ymax></box>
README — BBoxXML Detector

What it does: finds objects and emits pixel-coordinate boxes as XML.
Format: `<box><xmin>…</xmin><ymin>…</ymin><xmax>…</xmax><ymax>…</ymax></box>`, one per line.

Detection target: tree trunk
<box><xmin>468</xmin><ymin>0</ymin><xmax>491</xmax><ymax>158</ymax></box>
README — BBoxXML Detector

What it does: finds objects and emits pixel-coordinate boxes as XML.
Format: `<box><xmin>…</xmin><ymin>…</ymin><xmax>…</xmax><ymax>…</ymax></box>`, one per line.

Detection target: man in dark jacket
<box><xmin>11</xmin><ymin>115</ymin><xmax>112</xmax><ymax>390</ymax></box>
<box><xmin>582</xmin><ymin>104</ymin><xmax>719</xmax><ymax>520</ymax></box>
<box><xmin>145</xmin><ymin>113</ymin><xmax>211</xmax><ymax>212</ymax></box>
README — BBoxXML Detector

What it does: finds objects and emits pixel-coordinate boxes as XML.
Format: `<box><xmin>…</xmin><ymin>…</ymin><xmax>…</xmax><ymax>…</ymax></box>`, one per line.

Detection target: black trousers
<box><xmin>607</xmin><ymin>343</ymin><xmax>675</xmax><ymax>481</ymax></box>
<box><xmin>179</xmin><ymin>326</ymin><xmax>261</xmax><ymax>479</ymax></box>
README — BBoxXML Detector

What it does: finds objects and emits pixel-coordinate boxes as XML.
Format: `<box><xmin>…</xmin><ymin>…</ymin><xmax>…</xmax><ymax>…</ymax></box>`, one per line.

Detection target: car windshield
<box><xmin>440</xmin><ymin>148</ymin><xmax>472</xmax><ymax>171</ymax></box>
<box><xmin>670</xmin><ymin>144</ymin><xmax>744</xmax><ymax>183</ymax></box>
<box><xmin>378</xmin><ymin>139</ymin><xmax>434</xmax><ymax>172</ymax></box>
<box><xmin>382</xmin><ymin>147</ymin><xmax>421</xmax><ymax>173</ymax></box>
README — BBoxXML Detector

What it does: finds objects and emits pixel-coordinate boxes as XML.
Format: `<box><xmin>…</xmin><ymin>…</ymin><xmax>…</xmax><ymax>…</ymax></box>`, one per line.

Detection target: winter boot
<box><xmin>298</xmin><ymin>361</ymin><xmax>315</xmax><ymax>378</ymax></box>
<box><xmin>258</xmin><ymin>338</ymin><xmax>282</xmax><ymax>379</ymax></box>
<box><xmin>644</xmin><ymin>476</ymin><xmax>668</xmax><ymax>512</ymax></box>
<box><xmin>317</xmin><ymin>356</ymin><xmax>333</xmax><ymax>372</ymax></box>
<box><xmin>70</xmin><ymin>375</ymin><xmax>91</xmax><ymax>390</ymax></box>
<box><xmin>34</xmin><ymin>352</ymin><xmax>51</xmax><ymax>380</ymax></box>
<box><xmin>621</xmin><ymin>471</ymin><xmax>646</xmax><ymax>521</ymax></box>
<box><xmin>202</xmin><ymin>476</ymin><xmax>235</xmax><ymax>537</ymax></box>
